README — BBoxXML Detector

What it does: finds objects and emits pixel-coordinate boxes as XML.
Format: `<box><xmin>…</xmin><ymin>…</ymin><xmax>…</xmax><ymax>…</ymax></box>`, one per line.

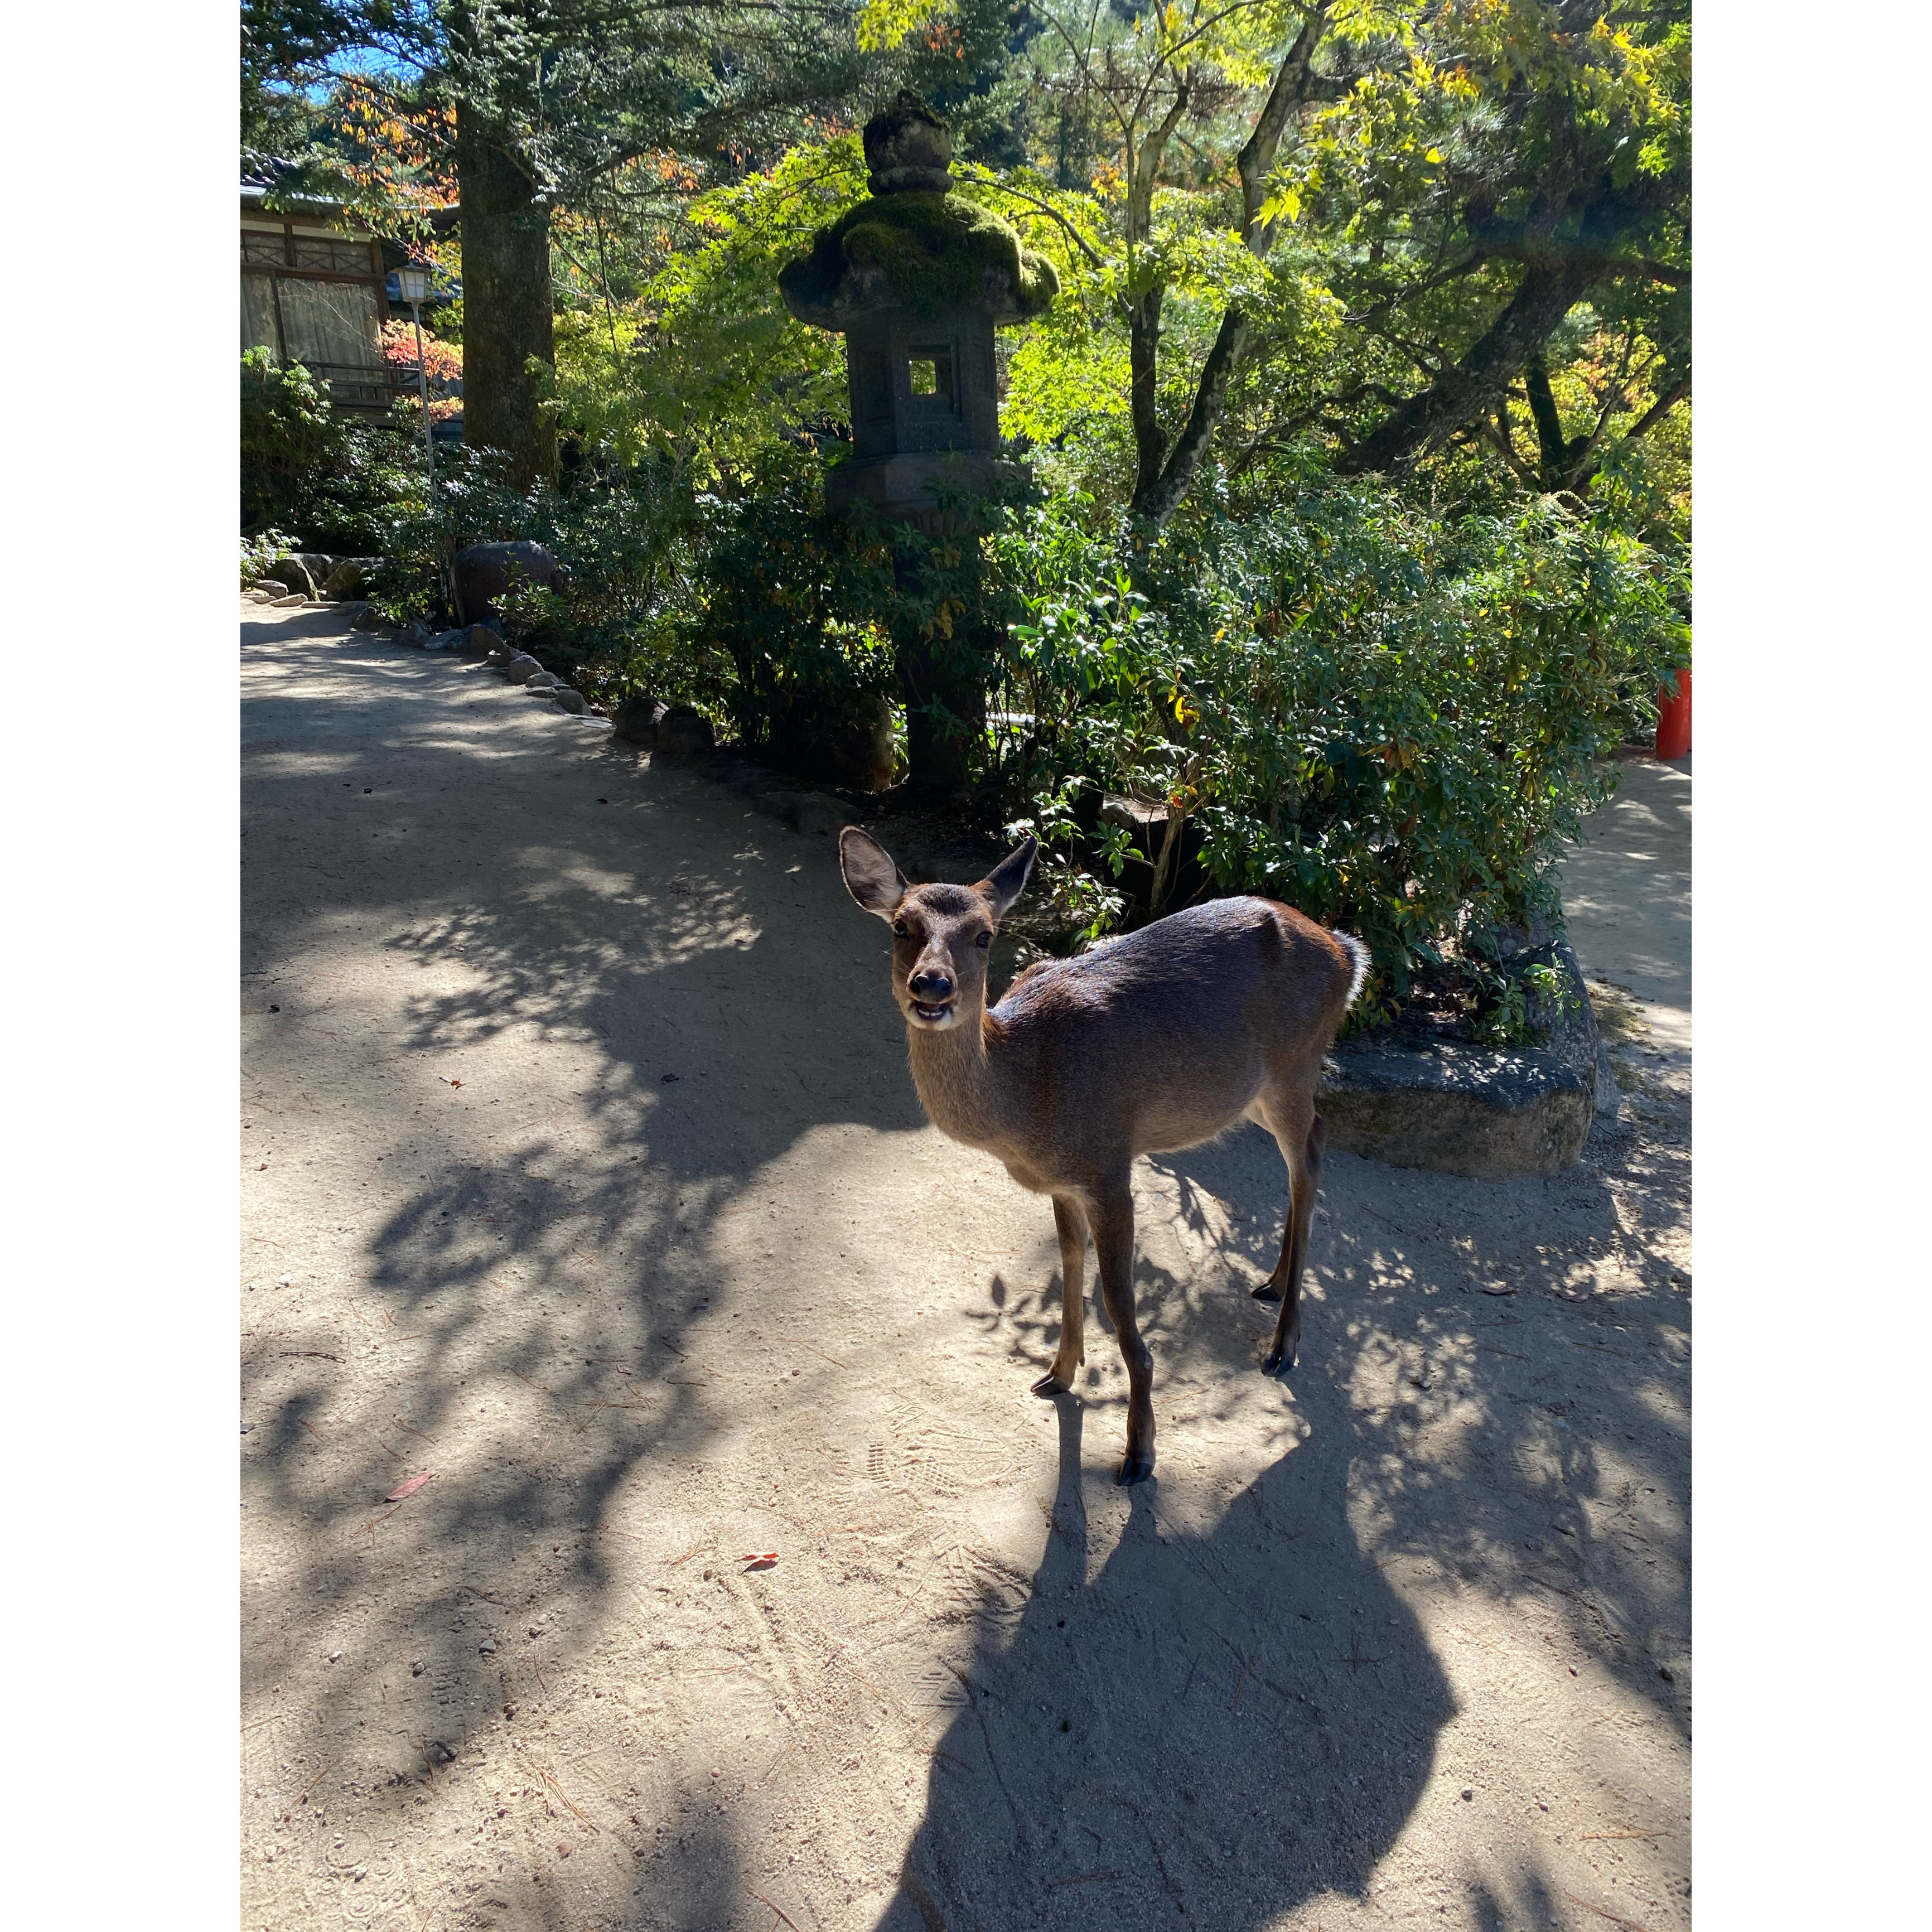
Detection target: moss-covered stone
<box><xmin>779</xmin><ymin>192</ymin><xmax>1058</xmax><ymax>328</ymax></box>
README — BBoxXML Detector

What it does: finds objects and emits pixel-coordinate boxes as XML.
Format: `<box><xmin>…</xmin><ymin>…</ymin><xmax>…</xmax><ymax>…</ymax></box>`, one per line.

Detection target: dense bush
<box><xmin>240</xmin><ymin>351</ymin><xmax>423</xmax><ymax>553</ymax></box>
<box><xmin>981</xmin><ymin>476</ymin><xmax>1687</xmax><ymax>1016</ymax></box>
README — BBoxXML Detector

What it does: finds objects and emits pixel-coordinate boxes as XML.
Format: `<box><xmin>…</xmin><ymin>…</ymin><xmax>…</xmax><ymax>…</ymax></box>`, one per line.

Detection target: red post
<box><xmin>1655</xmin><ymin>669</ymin><xmax>1692</xmax><ymax>760</ymax></box>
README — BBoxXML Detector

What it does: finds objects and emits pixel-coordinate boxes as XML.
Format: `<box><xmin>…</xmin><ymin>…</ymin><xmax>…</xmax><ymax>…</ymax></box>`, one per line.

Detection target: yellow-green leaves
<box><xmin>854</xmin><ymin>0</ymin><xmax>954</xmax><ymax>51</ymax></box>
<box><xmin>1258</xmin><ymin>185</ymin><xmax>1303</xmax><ymax>228</ymax></box>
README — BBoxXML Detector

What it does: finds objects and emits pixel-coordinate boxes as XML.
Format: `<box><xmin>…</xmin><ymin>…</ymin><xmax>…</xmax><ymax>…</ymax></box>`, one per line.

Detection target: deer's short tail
<box><xmin>1332</xmin><ymin>931</ymin><xmax>1370</xmax><ymax>1008</ymax></box>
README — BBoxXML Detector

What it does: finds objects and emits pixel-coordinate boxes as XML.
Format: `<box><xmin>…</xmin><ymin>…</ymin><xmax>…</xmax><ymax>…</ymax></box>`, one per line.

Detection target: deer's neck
<box><xmin>905</xmin><ymin>1001</ymin><xmax>1007</xmax><ymax>1153</ymax></box>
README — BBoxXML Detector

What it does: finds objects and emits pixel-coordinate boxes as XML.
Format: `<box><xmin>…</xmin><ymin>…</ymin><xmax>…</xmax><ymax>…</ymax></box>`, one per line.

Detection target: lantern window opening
<box><xmin>907</xmin><ymin>346</ymin><xmax>954</xmax><ymax>406</ymax></box>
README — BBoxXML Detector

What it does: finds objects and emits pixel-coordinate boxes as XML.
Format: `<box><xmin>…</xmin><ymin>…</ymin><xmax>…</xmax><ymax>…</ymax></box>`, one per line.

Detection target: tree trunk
<box><xmin>1335</xmin><ymin>261</ymin><xmax>1596</xmax><ymax>477</ymax></box>
<box><xmin>1126</xmin><ymin>13</ymin><xmax>1326</xmax><ymax>525</ymax></box>
<box><xmin>1127</xmin><ymin>288</ymin><xmax>1168</xmax><ymax>514</ymax></box>
<box><xmin>1523</xmin><ymin>353</ymin><xmax>1588</xmax><ymax>488</ymax></box>
<box><xmin>1134</xmin><ymin>305</ymin><xmax>1248</xmax><ymax>524</ymax></box>
<box><xmin>456</xmin><ymin>103</ymin><xmax>556</xmax><ymax>489</ymax></box>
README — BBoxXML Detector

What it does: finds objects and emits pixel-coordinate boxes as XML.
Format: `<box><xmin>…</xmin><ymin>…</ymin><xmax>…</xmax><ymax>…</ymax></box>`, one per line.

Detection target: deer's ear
<box><xmin>978</xmin><ymin>835</ymin><xmax>1038</xmax><ymax>921</ymax></box>
<box><xmin>840</xmin><ymin>827</ymin><xmax>909</xmax><ymax>920</ymax></box>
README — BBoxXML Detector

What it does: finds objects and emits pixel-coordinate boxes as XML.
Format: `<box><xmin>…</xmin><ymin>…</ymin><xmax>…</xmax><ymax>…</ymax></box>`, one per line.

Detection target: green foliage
<box><xmin>550</xmin><ymin>140</ymin><xmax>868</xmax><ymax>486</ymax></box>
<box><xmin>240</xmin><ymin>527</ymin><xmax>297</xmax><ymax>586</ymax></box>
<box><xmin>679</xmin><ymin>463</ymin><xmax>903</xmax><ymax>762</ymax></box>
<box><xmin>240</xmin><ymin>350</ymin><xmax>424</xmax><ymax>552</ymax></box>
<box><xmin>983</xmin><ymin>475</ymin><xmax>1687</xmax><ymax>1014</ymax></box>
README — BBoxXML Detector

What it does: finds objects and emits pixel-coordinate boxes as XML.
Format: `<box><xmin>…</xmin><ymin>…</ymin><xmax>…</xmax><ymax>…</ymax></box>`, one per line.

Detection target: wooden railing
<box><xmin>303</xmin><ymin>361</ymin><xmax>399</xmax><ymax>413</ymax></box>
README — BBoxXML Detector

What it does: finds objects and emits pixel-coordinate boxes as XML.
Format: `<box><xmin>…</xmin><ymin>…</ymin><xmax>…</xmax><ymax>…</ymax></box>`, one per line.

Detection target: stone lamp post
<box><xmin>779</xmin><ymin>95</ymin><xmax>1057</xmax><ymax>797</ymax></box>
<box><xmin>779</xmin><ymin>94</ymin><xmax>1057</xmax><ymax>519</ymax></box>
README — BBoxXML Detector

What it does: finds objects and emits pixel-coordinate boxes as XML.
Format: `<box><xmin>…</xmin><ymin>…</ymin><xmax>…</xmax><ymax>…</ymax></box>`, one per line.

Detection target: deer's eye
<box><xmin>974</xmin><ymin>930</ymin><xmax>992</xmax><ymax>949</ymax></box>
<box><xmin>891</xmin><ymin>920</ymin><xmax>909</xmax><ymax>938</ymax></box>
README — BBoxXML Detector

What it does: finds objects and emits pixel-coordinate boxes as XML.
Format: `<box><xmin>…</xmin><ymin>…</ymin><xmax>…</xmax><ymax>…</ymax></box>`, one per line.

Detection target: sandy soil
<box><xmin>241</xmin><ymin>602</ymin><xmax>1690</xmax><ymax>1932</ymax></box>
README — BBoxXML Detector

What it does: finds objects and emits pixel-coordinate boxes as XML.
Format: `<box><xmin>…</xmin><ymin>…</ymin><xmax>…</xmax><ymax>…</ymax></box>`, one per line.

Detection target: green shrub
<box><xmin>984</xmin><ymin>473</ymin><xmax>1688</xmax><ymax>1022</ymax></box>
<box><xmin>240</xmin><ymin>350</ymin><xmax>423</xmax><ymax>554</ymax></box>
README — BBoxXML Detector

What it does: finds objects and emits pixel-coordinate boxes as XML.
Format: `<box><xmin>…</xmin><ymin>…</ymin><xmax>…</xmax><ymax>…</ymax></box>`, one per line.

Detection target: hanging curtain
<box><xmin>277</xmin><ymin>279</ymin><xmax>381</xmax><ymax>373</ymax></box>
<box><xmin>240</xmin><ymin>274</ymin><xmax>279</xmax><ymax>357</ymax></box>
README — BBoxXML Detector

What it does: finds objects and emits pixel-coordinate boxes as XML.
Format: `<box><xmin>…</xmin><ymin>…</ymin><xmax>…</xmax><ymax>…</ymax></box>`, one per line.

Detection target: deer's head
<box><xmin>839</xmin><ymin>828</ymin><xmax>1037</xmax><ymax>1032</ymax></box>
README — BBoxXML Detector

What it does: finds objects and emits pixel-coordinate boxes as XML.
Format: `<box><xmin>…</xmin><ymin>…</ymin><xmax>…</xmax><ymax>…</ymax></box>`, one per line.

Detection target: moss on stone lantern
<box><xmin>779</xmin><ymin>94</ymin><xmax>1057</xmax><ymax>515</ymax></box>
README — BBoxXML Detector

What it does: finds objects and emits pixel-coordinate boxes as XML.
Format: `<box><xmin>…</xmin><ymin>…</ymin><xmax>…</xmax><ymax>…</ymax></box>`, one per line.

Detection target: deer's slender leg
<box><xmin>1089</xmin><ymin>1170</ymin><xmax>1155</xmax><ymax>1484</ymax></box>
<box><xmin>1033</xmin><ymin>1194</ymin><xmax>1089</xmax><ymax>1397</ymax></box>
<box><xmin>1259</xmin><ymin>1103</ymin><xmax>1325</xmax><ymax>1375</ymax></box>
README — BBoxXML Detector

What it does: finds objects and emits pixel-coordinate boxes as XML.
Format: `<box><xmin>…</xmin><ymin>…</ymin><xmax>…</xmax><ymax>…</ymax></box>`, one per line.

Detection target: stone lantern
<box><xmin>779</xmin><ymin>94</ymin><xmax>1057</xmax><ymax>520</ymax></box>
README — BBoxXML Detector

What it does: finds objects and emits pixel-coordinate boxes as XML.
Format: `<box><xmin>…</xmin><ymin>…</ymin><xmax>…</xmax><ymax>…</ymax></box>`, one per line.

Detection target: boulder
<box><xmin>521</xmin><ymin>669</ymin><xmax>560</xmax><ymax>690</ymax></box>
<box><xmin>425</xmin><ymin>628</ymin><xmax>469</xmax><ymax>651</ymax></box>
<box><xmin>502</xmin><ymin>656</ymin><xmax>547</xmax><ymax>684</ymax></box>
<box><xmin>399</xmin><ymin>619</ymin><xmax>433</xmax><ymax>648</ymax></box>
<box><xmin>335</xmin><ymin>600</ymin><xmax>371</xmax><ymax>626</ymax></box>
<box><xmin>653</xmin><ymin>707</ymin><xmax>716</xmax><ymax>760</ymax></box>
<box><xmin>451</xmin><ymin>540</ymin><xmax>571</xmax><ymax>626</ymax></box>
<box><xmin>321</xmin><ymin>557</ymin><xmax>381</xmax><ymax>600</ymax></box>
<box><xmin>1519</xmin><ymin>938</ymin><xmax>1620</xmax><ymax>1118</ymax></box>
<box><xmin>264</xmin><ymin>552</ymin><xmax>336</xmax><ymax>597</ymax></box>
<box><xmin>551</xmin><ymin>687</ymin><xmax>588</xmax><ymax>715</ymax></box>
<box><xmin>612</xmin><ymin>693</ymin><xmax>664</xmax><ymax>746</ymax></box>
<box><xmin>269</xmin><ymin>593</ymin><xmax>308</xmax><ymax>607</ymax></box>
<box><xmin>1318</xmin><ymin>1040</ymin><xmax>1592</xmax><ymax>1180</ymax></box>
<box><xmin>350</xmin><ymin>603</ymin><xmax>386</xmax><ymax>631</ymax></box>
<box><xmin>245</xmin><ymin>585</ymin><xmax>278</xmax><ymax>604</ymax></box>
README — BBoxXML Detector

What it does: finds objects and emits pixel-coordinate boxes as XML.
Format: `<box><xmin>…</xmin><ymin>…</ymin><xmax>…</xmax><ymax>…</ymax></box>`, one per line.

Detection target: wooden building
<box><xmin>240</xmin><ymin>181</ymin><xmax>398</xmax><ymax>415</ymax></box>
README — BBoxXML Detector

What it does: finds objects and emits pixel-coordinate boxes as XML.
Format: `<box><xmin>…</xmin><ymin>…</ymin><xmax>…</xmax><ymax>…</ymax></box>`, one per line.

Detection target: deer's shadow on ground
<box><xmin>876</xmin><ymin>1393</ymin><xmax>1455</xmax><ymax>1931</ymax></box>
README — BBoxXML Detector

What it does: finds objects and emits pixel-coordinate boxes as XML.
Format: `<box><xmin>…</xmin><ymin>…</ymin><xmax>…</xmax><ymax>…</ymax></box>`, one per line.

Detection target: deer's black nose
<box><xmin>910</xmin><ymin>969</ymin><xmax>954</xmax><ymax>1000</ymax></box>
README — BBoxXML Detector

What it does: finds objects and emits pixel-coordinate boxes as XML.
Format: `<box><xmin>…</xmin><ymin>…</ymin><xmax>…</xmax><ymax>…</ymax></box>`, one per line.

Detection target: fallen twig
<box><xmin>519</xmin><ymin>1749</ymin><xmax>598</xmax><ymax>1832</ymax></box>
<box><xmin>1561</xmin><ymin>1891</ymin><xmax>1649</xmax><ymax>1930</ymax></box>
<box><xmin>1579</xmin><ymin>1830</ymin><xmax>1671</xmax><ymax>1842</ymax></box>
<box><xmin>745</xmin><ymin>1887</ymin><xmax>804</xmax><ymax>1931</ymax></box>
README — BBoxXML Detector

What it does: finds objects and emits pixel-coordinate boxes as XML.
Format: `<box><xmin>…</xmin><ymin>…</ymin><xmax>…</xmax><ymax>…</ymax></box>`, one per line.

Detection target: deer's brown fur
<box><xmin>839</xmin><ymin>827</ymin><xmax>1366</xmax><ymax>1483</ymax></box>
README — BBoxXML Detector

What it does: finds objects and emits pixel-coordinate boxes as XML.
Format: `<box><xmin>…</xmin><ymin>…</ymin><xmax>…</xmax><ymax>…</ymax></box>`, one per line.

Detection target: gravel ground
<box><xmin>241</xmin><ymin>601</ymin><xmax>1690</xmax><ymax>1932</ymax></box>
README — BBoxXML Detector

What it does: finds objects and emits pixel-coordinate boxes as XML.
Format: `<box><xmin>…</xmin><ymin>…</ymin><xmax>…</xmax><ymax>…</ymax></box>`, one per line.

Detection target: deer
<box><xmin>838</xmin><ymin>826</ymin><xmax>1369</xmax><ymax>1484</ymax></box>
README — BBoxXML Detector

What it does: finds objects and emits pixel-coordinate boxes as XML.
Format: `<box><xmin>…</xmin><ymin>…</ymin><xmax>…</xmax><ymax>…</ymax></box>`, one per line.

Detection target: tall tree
<box><xmin>955</xmin><ymin>0</ymin><xmax>1687</xmax><ymax>520</ymax></box>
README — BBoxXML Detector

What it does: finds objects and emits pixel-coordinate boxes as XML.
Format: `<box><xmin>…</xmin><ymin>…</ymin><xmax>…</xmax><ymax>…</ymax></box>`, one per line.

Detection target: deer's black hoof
<box><xmin>1262</xmin><ymin>1340</ymin><xmax>1296</xmax><ymax>1375</ymax></box>
<box><xmin>1251</xmin><ymin>1282</ymin><xmax>1282</xmax><ymax>1301</ymax></box>
<box><xmin>1031</xmin><ymin>1370</ymin><xmax>1071</xmax><ymax>1398</ymax></box>
<box><xmin>1118</xmin><ymin>1447</ymin><xmax>1155</xmax><ymax>1486</ymax></box>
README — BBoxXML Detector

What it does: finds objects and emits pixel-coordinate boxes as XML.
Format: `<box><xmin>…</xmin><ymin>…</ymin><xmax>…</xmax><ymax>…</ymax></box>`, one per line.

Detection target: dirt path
<box><xmin>241</xmin><ymin>605</ymin><xmax>1690</xmax><ymax>1932</ymax></box>
<box><xmin>1559</xmin><ymin>755</ymin><xmax>1692</xmax><ymax>1071</ymax></box>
